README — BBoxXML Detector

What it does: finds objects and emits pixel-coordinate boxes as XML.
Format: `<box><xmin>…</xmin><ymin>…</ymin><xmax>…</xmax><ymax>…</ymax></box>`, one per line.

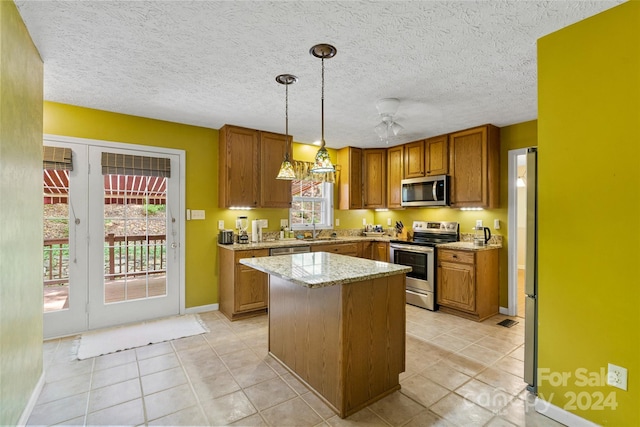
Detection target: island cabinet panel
<box><xmin>386</xmin><ymin>145</ymin><xmax>404</xmax><ymax>209</ymax></box>
<box><xmin>219</xmin><ymin>248</ymin><xmax>268</xmax><ymax>320</ymax></box>
<box><xmin>448</xmin><ymin>124</ymin><xmax>500</xmax><ymax>209</ymax></box>
<box><xmin>268</xmin><ymin>274</ymin><xmax>406</xmax><ymax>418</ymax></box>
<box><xmin>436</xmin><ymin>248</ymin><xmax>499</xmax><ymax>321</ymax></box>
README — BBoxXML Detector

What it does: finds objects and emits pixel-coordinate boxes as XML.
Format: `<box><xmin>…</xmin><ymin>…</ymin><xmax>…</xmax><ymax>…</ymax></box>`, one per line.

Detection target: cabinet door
<box><xmin>404</xmin><ymin>140</ymin><xmax>425</xmax><ymax>178</ymax></box>
<box><xmin>387</xmin><ymin>145</ymin><xmax>403</xmax><ymax>209</ymax></box>
<box><xmin>372</xmin><ymin>242</ymin><xmax>389</xmax><ymax>262</ymax></box>
<box><xmin>312</xmin><ymin>243</ymin><xmax>359</xmax><ymax>256</ymax></box>
<box><xmin>425</xmin><ymin>135</ymin><xmax>448</xmax><ymax>176</ymax></box>
<box><xmin>363</xmin><ymin>149</ymin><xmax>387</xmax><ymax>208</ymax></box>
<box><xmin>449</xmin><ymin>125</ymin><xmax>500</xmax><ymax>208</ymax></box>
<box><xmin>219</xmin><ymin>125</ymin><xmax>259</xmax><ymax>208</ymax></box>
<box><xmin>260</xmin><ymin>132</ymin><xmax>292</xmax><ymax>208</ymax></box>
<box><xmin>437</xmin><ymin>261</ymin><xmax>475</xmax><ymax>312</ymax></box>
<box><xmin>235</xmin><ymin>265</ymin><xmax>268</xmax><ymax>311</ymax></box>
<box><xmin>338</xmin><ymin>147</ymin><xmax>363</xmax><ymax>210</ymax></box>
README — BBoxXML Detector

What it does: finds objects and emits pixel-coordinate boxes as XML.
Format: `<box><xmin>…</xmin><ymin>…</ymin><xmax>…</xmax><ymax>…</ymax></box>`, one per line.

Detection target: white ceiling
<box><xmin>15</xmin><ymin>1</ymin><xmax>622</xmax><ymax>149</ymax></box>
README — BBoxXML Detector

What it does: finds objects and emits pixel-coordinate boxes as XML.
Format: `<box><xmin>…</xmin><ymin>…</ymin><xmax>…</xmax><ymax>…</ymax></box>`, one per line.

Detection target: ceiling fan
<box><xmin>374</xmin><ymin>98</ymin><xmax>404</xmax><ymax>143</ymax></box>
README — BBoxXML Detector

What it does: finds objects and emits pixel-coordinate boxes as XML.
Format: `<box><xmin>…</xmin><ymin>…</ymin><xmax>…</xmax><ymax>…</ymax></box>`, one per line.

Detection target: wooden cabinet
<box><xmin>219</xmin><ymin>248</ymin><xmax>269</xmax><ymax>320</ymax></box>
<box><xmin>387</xmin><ymin>145</ymin><xmax>404</xmax><ymax>209</ymax></box>
<box><xmin>219</xmin><ymin>125</ymin><xmax>292</xmax><ymax>209</ymax></box>
<box><xmin>425</xmin><ymin>134</ymin><xmax>448</xmax><ymax>176</ymax></box>
<box><xmin>260</xmin><ymin>131</ymin><xmax>293</xmax><ymax>208</ymax></box>
<box><xmin>436</xmin><ymin>248</ymin><xmax>499</xmax><ymax>321</ymax></box>
<box><xmin>363</xmin><ymin>149</ymin><xmax>387</xmax><ymax>208</ymax></box>
<box><xmin>403</xmin><ymin>140</ymin><xmax>425</xmax><ymax>178</ymax></box>
<box><xmin>371</xmin><ymin>241</ymin><xmax>389</xmax><ymax>262</ymax></box>
<box><xmin>219</xmin><ymin>125</ymin><xmax>259</xmax><ymax>208</ymax></box>
<box><xmin>448</xmin><ymin>125</ymin><xmax>500</xmax><ymax>209</ymax></box>
<box><xmin>337</xmin><ymin>147</ymin><xmax>363</xmax><ymax>210</ymax></box>
<box><xmin>312</xmin><ymin>242</ymin><xmax>359</xmax><ymax>257</ymax></box>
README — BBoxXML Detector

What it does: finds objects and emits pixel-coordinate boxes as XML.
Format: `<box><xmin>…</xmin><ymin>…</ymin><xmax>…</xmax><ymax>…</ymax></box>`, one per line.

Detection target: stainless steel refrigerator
<box><xmin>524</xmin><ymin>147</ymin><xmax>538</xmax><ymax>392</ymax></box>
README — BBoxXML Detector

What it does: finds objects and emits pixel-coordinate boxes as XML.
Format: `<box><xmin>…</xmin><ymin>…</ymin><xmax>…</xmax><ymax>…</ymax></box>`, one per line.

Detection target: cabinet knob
<box><xmin>452</xmin><ymin>254</ymin><xmax>458</xmax><ymax>258</ymax></box>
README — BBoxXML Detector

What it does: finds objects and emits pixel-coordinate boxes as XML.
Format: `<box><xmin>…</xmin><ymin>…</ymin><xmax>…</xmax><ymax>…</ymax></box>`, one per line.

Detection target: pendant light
<box><xmin>275</xmin><ymin>73</ymin><xmax>298</xmax><ymax>180</ymax></box>
<box><xmin>310</xmin><ymin>43</ymin><xmax>337</xmax><ymax>173</ymax></box>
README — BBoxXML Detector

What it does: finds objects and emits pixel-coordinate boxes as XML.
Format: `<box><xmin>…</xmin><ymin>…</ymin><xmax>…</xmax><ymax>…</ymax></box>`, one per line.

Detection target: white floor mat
<box><xmin>75</xmin><ymin>314</ymin><xmax>208</xmax><ymax>360</ymax></box>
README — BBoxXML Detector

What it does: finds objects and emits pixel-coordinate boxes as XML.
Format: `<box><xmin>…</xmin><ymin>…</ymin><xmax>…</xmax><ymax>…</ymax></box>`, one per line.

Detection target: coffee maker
<box><xmin>236</xmin><ymin>216</ymin><xmax>249</xmax><ymax>244</ymax></box>
<box><xmin>473</xmin><ymin>226</ymin><xmax>491</xmax><ymax>247</ymax></box>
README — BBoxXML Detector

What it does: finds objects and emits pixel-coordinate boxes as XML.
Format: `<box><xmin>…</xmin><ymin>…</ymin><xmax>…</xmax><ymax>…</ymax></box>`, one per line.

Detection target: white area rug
<box><xmin>76</xmin><ymin>314</ymin><xmax>208</xmax><ymax>360</ymax></box>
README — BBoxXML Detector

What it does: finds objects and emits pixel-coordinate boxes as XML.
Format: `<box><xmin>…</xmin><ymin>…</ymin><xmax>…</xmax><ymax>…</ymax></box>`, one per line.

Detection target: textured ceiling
<box><xmin>16</xmin><ymin>1</ymin><xmax>623</xmax><ymax>149</ymax></box>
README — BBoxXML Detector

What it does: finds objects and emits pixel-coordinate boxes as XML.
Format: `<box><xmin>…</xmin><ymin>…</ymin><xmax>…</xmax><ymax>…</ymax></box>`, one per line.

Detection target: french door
<box><xmin>43</xmin><ymin>138</ymin><xmax>184</xmax><ymax>338</ymax></box>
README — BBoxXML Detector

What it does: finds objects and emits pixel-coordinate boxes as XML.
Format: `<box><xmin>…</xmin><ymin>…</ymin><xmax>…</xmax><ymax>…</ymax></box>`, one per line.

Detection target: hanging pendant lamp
<box><xmin>310</xmin><ymin>44</ymin><xmax>336</xmax><ymax>173</ymax></box>
<box><xmin>275</xmin><ymin>74</ymin><xmax>298</xmax><ymax>180</ymax></box>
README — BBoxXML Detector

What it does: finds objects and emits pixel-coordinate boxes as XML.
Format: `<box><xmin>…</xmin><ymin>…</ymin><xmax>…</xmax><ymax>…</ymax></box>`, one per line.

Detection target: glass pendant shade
<box><xmin>312</xmin><ymin>146</ymin><xmax>334</xmax><ymax>173</ymax></box>
<box><xmin>276</xmin><ymin>158</ymin><xmax>296</xmax><ymax>179</ymax></box>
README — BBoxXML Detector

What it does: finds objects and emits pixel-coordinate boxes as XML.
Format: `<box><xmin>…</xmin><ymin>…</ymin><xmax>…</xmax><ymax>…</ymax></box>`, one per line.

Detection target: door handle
<box><xmin>171</xmin><ymin>242</ymin><xmax>177</xmax><ymax>249</ymax></box>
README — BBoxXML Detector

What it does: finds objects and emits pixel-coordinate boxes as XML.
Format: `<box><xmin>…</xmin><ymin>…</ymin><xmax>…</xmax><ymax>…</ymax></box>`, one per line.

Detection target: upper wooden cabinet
<box><xmin>219</xmin><ymin>125</ymin><xmax>259</xmax><ymax>208</ymax></box>
<box><xmin>363</xmin><ymin>148</ymin><xmax>387</xmax><ymax>209</ymax></box>
<box><xmin>219</xmin><ymin>125</ymin><xmax>292</xmax><ymax>209</ymax></box>
<box><xmin>260</xmin><ymin>132</ymin><xmax>293</xmax><ymax>208</ymax></box>
<box><xmin>448</xmin><ymin>125</ymin><xmax>500</xmax><ymax>209</ymax></box>
<box><xmin>387</xmin><ymin>145</ymin><xmax>404</xmax><ymax>209</ymax></box>
<box><xmin>425</xmin><ymin>135</ymin><xmax>448</xmax><ymax>176</ymax></box>
<box><xmin>403</xmin><ymin>140</ymin><xmax>425</xmax><ymax>178</ymax></box>
<box><xmin>337</xmin><ymin>147</ymin><xmax>363</xmax><ymax>210</ymax></box>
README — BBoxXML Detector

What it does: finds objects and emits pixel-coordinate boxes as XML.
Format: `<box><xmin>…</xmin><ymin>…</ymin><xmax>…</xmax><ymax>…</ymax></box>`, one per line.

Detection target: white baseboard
<box><xmin>17</xmin><ymin>369</ymin><xmax>45</xmax><ymax>426</ymax></box>
<box><xmin>184</xmin><ymin>303</ymin><xmax>219</xmax><ymax>314</ymax></box>
<box><xmin>535</xmin><ymin>396</ymin><xmax>600</xmax><ymax>427</ymax></box>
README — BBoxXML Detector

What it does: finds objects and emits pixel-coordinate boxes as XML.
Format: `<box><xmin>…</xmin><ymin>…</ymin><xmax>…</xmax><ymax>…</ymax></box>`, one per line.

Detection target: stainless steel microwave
<box><xmin>401</xmin><ymin>175</ymin><xmax>450</xmax><ymax>207</ymax></box>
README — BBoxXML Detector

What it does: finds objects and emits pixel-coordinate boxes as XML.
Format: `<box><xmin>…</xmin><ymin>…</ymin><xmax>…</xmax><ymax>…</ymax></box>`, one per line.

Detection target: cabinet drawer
<box><xmin>235</xmin><ymin>249</ymin><xmax>269</xmax><ymax>264</ymax></box>
<box><xmin>313</xmin><ymin>243</ymin><xmax>359</xmax><ymax>255</ymax></box>
<box><xmin>438</xmin><ymin>249</ymin><xmax>474</xmax><ymax>264</ymax></box>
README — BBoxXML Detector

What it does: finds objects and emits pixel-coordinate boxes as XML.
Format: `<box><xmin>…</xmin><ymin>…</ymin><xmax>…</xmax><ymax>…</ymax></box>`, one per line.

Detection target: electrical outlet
<box><xmin>280</xmin><ymin>219</ymin><xmax>288</xmax><ymax>228</ymax></box>
<box><xmin>363</xmin><ymin>218</ymin><xmax>367</xmax><ymax>226</ymax></box>
<box><xmin>218</xmin><ymin>220</ymin><xmax>224</xmax><ymax>230</ymax></box>
<box><xmin>335</xmin><ymin>218</ymin><xmax>340</xmax><ymax>226</ymax></box>
<box><xmin>494</xmin><ymin>219</ymin><xmax>500</xmax><ymax>230</ymax></box>
<box><xmin>387</xmin><ymin>218</ymin><xmax>392</xmax><ymax>226</ymax></box>
<box><xmin>476</xmin><ymin>219</ymin><xmax>483</xmax><ymax>228</ymax></box>
<box><xmin>607</xmin><ymin>363</ymin><xmax>628</xmax><ymax>391</ymax></box>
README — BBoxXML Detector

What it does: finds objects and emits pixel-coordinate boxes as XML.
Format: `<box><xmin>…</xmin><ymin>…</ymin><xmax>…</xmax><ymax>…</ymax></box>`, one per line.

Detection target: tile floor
<box><xmin>29</xmin><ymin>306</ymin><xmax>564</xmax><ymax>426</ymax></box>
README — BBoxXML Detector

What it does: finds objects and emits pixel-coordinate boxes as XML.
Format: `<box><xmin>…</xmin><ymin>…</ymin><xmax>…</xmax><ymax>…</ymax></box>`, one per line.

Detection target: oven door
<box><xmin>389</xmin><ymin>244</ymin><xmax>434</xmax><ymax>293</ymax></box>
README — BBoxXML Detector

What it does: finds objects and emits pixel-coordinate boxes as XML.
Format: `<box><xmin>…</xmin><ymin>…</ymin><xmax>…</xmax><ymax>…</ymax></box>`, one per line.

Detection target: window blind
<box><xmin>43</xmin><ymin>146</ymin><xmax>73</xmax><ymax>171</ymax></box>
<box><xmin>101</xmin><ymin>152</ymin><xmax>171</xmax><ymax>177</ymax></box>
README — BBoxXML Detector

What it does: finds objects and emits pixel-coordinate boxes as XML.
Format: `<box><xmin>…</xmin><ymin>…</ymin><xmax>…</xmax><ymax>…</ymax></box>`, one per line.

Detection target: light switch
<box><xmin>191</xmin><ymin>210</ymin><xmax>205</xmax><ymax>220</ymax></box>
<box><xmin>218</xmin><ymin>220</ymin><xmax>224</xmax><ymax>230</ymax></box>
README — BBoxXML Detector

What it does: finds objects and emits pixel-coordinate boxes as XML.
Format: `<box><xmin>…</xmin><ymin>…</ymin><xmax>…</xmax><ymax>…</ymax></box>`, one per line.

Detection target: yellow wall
<box><xmin>375</xmin><ymin>120</ymin><xmax>538</xmax><ymax>307</ymax></box>
<box><xmin>537</xmin><ymin>2</ymin><xmax>639</xmax><ymax>424</ymax></box>
<box><xmin>0</xmin><ymin>2</ymin><xmax>44</xmax><ymax>424</ymax></box>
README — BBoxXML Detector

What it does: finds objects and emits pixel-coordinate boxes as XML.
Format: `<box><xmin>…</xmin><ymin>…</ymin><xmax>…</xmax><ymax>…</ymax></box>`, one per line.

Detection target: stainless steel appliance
<box><xmin>524</xmin><ymin>147</ymin><xmax>538</xmax><ymax>392</ymax></box>
<box><xmin>269</xmin><ymin>246</ymin><xmax>311</xmax><ymax>256</ymax></box>
<box><xmin>218</xmin><ymin>229</ymin><xmax>234</xmax><ymax>244</ymax></box>
<box><xmin>401</xmin><ymin>175</ymin><xmax>450</xmax><ymax>207</ymax></box>
<box><xmin>390</xmin><ymin>221</ymin><xmax>459</xmax><ymax>310</ymax></box>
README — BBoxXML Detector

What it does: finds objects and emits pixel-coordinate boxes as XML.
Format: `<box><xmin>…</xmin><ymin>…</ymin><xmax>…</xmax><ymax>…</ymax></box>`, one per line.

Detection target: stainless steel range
<box><xmin>390</xmin><ymin>221</ymin><xmax>459</xmax><ymax>310</ymax></box>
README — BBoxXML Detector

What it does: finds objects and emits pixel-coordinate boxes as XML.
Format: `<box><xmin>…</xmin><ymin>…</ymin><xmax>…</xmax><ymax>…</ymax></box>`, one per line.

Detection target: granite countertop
<box><xmin>437</xmin><ymin>241</ymin><xmax>502</xmax><ymax>251</ymax></box>
<box><xmin>239</xmin><ymin>252</ymin><xmax>412</xmax><ymax>288</ymax></box>
<box><xmin>218</xmin><ymin>235</ymin><xmax>393</xmax><ymax>251</ymax></box>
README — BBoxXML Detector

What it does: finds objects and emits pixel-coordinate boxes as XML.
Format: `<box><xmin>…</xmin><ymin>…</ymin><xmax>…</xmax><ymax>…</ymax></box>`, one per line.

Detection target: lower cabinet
<box><xmin>371</xmin><ymin>241</ymin><xmax>389</xmax><ymax>262</ymax></box>
<box><xmin>219</xmin><ymin>248</ymin><xmax>269</xmax><ymax>320</ymax></box>
<box><xmin>436</xmin><ymin>248</ymin><xmax>499</xmax><ymax>321</ymax></box>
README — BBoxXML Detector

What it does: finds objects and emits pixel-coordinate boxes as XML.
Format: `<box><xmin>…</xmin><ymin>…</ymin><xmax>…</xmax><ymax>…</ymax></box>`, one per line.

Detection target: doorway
<box><xmin>507</xmin><ymin>148</ymin><xmax>528</xmax><ymax>318</ymax></box>
<box><xmin>43</xmin><ymin>137</ymin><xmax>185</xmax><ymax>338</ymax></box>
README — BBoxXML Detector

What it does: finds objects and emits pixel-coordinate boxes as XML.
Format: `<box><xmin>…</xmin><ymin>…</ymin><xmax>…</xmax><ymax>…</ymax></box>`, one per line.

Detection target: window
<box><xmin>290</xmin><ymin>180</ymin><xmax>333</xmax><ymax>230</ymax></box>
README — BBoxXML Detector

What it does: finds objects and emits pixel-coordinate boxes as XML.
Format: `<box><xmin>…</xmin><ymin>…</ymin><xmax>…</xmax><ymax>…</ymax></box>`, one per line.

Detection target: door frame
<box><xmin>43</xmin><ymin>134</ymin><xmax>186</xmax><ymax>337</ymax></box>
<box><xmin>507</xmin><ymin>147</ymin><xmax>529</xmax><ymax>317</ymax></box>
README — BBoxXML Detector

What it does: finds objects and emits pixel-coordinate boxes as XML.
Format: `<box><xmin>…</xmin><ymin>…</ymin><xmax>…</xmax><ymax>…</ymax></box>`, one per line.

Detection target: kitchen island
<box><xmin>240</xmin><ymin>252</ymin><xmax>411</xmax><ymax>418</ymax></box>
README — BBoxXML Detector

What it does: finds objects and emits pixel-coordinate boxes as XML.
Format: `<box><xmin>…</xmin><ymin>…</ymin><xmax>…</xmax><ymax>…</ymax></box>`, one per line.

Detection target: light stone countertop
<box><xmin>436</xmin><ymin>241</ymin><xmax>502</xmax><ymax>251</ymax></box>
<box><xmin>239</xmin><ymin>252</ymin><xmax>412</xmax><ymax>288</ymax></box>
<box><xmin>218</xmin><ymin>235</ymin><xmax>393</xmax><ymax>251</ymax></box>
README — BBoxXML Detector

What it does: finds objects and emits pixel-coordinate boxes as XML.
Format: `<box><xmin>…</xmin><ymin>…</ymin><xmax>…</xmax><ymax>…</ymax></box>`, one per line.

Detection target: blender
<box><xmin>236</xmin><ymin>216</ymin><xmax>249</xmax><ymax>244</ymax></box>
